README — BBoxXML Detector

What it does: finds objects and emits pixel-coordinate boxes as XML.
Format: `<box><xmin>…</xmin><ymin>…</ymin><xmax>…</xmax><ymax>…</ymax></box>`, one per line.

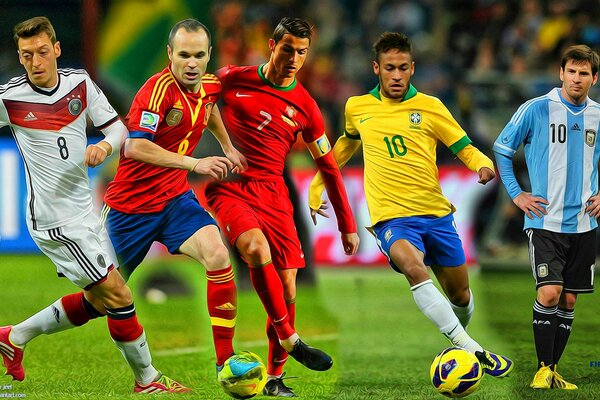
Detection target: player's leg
<box><xmin>526</xmin><ymin>228</ymin><xmax>568</xmax><ymax>389</ymax></box>
<box><xmin>178</xmin><ymin>223</ymin><xmax>236</xmax><ymax>367</ymax></box>
<box><xmin>377</xmin><ymin>216</ymin><xmax>512</xmax><ymax>377</ymax></box>
<box><xmin>236</xmin><ymin>229</ymin><xmax>332</xmax><ymax>371</ymax></box>
<box><xmin>387</xmin><ymin>239</ymin><xmax>481</xmax><ymax>352</ymax></box>
<box><xmin>430</xmin><ymin>264</ymin><xmax>473</xmax><ymax>328</ymax></box>
<box><xmin>0</xmin><ymin>220</ymin><xmax>111</xmax><ymax>381</ymax></box>
<box><xmin>263</xmin><ymin>268</ymin><xmax>297</xmax><ymax>397</ymax></box>
<box><xmin>0</xmin><ymin>291</ymin><xmax>104</xmax><ymax>381</ymax></box>
<box><xmin>550</xmin><ymin>229</ymin><xmax>594</xmax><ymax>390</ymax></box>
<box><xmin>89</xmin><ymin>268</ymin><xmax>189</xmax><ymax>393</ymax></box>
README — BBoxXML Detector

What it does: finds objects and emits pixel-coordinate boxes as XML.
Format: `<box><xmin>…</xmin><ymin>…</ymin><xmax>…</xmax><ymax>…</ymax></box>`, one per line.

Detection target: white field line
<box><xmin>154</xmin><ymin>333</ymin><xmax>339</xmax><ymax>357</ymax></box>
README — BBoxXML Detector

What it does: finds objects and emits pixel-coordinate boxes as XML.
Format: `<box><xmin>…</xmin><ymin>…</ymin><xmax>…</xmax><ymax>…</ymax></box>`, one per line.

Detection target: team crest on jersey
<box><xmin>585</xmin><ymin>129</ymin><xmax>596</xmax><ymax>147</ymax></box>
<box><xmin>140</xmin><ymin>111</ymin><xmax>159</xmax><ymax>132</ymax></box>
<box><xmin>537</xmin><ymin>263</ymin><xmax>548</xmax><ymax>278</ymax></box>
<box><xmin>285</xmin><ymin>106</ymin><xmax>298</xmax><ymax>118</ymax></box>
<box><xmin>68</xmin><ymin>98</ymin><xmax>83</xmax><ymax>116</ymax></box>
<box><xmin>409</xmin><ymin>111</ymin><xmax>422</xmax><ymax>126</ymax></box>
<box><xmin>166</xmin><ymin>109</ymin><xmax>183</xmax><ymax>126</ymax></box>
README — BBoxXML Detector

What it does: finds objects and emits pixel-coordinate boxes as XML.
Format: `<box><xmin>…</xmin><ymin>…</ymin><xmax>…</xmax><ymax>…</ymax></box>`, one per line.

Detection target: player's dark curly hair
<box><xmin>373</xmin><ymin>32</ymin><xmax>411</xmax><ymax>62</ymax></box>
<box><xmin>14</xmin><ymin>16</ymin><xmax>57</xmax><ymax>45</ymax></box>
<box><xmin>272</xmin><ymin>17</ymin><xmax>313</xmax><ymax>44</ymax></box>
<box><xmin>168</xmin><ymin>18</ymin><xmax>211</xmax><ymax>48</ymax></box>
<box><xmin>561</xmin><ymin>45</ymin><xmax>600</xmax><ymax>76</ymax></box>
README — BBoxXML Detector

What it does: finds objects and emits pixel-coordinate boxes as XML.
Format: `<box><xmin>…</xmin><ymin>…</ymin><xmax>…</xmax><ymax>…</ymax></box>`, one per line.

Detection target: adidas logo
<box><xmin>0</xmin><ymin>342</ymin><xmax>15</xmax><ymax>361</ymax></box>
<box><xmin>24</xmin><ymin>111</ymin><xmax>37</xmax><ymax>121</ymax></box>
<box><xmin>216</xmin><ymin>302</ymin><xmax>236</xmax><ymax>311</ymax></box>
<box><xmin>572</xmin><ymin>123</ymin><xmax>581</xmax><ymax>131</ymax></box>
<box><xmin>52</xmin><ymin>305</ymin><xmax>60</xmax><ymax>323</ymax></box>
<box><xmin>173</xmin><ymin>99</ymin><xmax>184</xmax><ymax>109</ymax></box>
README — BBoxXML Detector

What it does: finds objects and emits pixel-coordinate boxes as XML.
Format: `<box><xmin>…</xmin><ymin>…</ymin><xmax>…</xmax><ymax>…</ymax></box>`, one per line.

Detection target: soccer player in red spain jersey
<box><xmin>101</xmin><ymin>19</ymin><xmax>247</xmax><ymax>379</ymax></box>
<box><xmin>205</xmin><ymin>17</ymin><xmax>360</xmax><ymax>396</ymax></box>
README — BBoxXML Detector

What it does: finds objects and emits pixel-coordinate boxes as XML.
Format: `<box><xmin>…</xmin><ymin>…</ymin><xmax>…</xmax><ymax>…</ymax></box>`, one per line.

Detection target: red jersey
<box><xmin>209</xmin><ymin>64</ymin><xmax>356</xmax><ymax>233</ymax></box>
<box><xmin>105</xmin><ymin>67</ymin><xmax>220</xmax><ymax>213</ymax></box>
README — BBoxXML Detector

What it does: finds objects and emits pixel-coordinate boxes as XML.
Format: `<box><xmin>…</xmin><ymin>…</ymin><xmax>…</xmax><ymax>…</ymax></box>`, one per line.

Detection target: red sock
<box><xmin>61</xmin><ymin>292</ymin><xmax>102</xmax><ymax>326</ymax></box>
<box><xmin>106</xmin><ymin>304</ymin><xmax>143</xmax><ymax>342</ymax></box>
<box><xmin>249</xmin><ymin>262</ymin><xmax>295</xmax><ymax>340</ymax></box>
<box><xmin>267</xmin><ymin>300</ymin><xmax>296</xmax><ymax>375</ymax></box>
<box><xmin>206</xmin><ymin>265</ymin><xmax>237</xmax><ymax>365</ymax></box>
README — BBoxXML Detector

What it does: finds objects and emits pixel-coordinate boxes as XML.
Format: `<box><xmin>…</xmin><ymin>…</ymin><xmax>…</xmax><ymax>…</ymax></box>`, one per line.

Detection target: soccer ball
<box><xmin>218</xmin><ymin>351</ymin><xmax>267</xmax><ymax>399</ymax></box>
<box><xmin>430</xmin><ymin>347</ymin><xmax>483</xmax><ymax>398</ymax></box>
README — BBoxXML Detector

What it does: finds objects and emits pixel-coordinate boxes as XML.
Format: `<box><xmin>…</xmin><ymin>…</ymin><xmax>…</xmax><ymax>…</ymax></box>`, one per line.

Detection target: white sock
<box><xmin>411</xmin><ymin>280</ymin><xmax>483</xmax><ymax>354</ymax></box>
<box><xmin>450</xmin><ymin>289</ymin><xmax>474</xmax><ymax>328</ymax></box>
<box><xmin>113</xmin><ymin>330</ymin><xmax>159</xmax><ymax>385</ymax></box>
<box><xmin>279</xmin><ymin>332</ymin><xmax>299</xmax><ymax>352</ymax></box>
<box><xmin>10</xmin><ymin>299</ymin><xmax>75</xmax><ymax>347</ymax></box>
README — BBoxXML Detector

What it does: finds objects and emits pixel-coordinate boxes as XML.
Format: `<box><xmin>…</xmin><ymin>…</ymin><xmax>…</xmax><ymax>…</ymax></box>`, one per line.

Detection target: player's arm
<box><xmin>454</xmin><ymin>143</ymin><xmax>495</xmax><ymax>184</ymax></box>
<box><xmin>206</xmin><ymin>104</ymin><xmax>247</xmax><ymax>173</ymax></box>
<box><xmin>307</xmin><ymin>132</ymin><xmax>359</xmax><ymax>255</ymax></box>
<box><xmin>123</xmin><ymin>137</ymin><xmax>233</xmax><ymax>180</ymax></box>
<box><xmin>493</xmin><ymin>110</ymin><xmax>548</xmax><ymax>219</ymax></box>
<box><xmin>308</xmin><ymin>132</ymin><xmax>361</xmax><ymax>220</ymax></box>
<box><xmin>85</xmin><ymin>119</ymin><xmax>127</xmax><ymax>167</ymax></box>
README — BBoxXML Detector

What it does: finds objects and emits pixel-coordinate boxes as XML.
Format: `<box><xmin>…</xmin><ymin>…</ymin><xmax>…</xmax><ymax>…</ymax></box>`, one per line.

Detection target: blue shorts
<box><xmin>103</xmin><ymin>190</ymin><xmax>216</xmax><ymax>277</ymax></box>
<box><xmin>373</xmin><ymin>214</ymin><xmax>466</xmax><ymax>272</ymax></box>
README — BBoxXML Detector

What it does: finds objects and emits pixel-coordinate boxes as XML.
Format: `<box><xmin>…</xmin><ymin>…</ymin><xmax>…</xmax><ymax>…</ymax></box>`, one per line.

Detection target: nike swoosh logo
<box><xmin>360</xmin><ymin>116</ymin><xmax>373</xmax><ymax>123</ymax></box>
<box><xmin>235</xmin><ymin>92</ymin><xmax>252</xmax><ymax>97</ymax></box>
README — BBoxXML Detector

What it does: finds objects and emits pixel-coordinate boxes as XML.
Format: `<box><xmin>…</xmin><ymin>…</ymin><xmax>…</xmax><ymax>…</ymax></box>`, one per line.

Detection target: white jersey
<box><xmin>0</xmin><ymin>69</ymin><xmax>120</xmax><ymax>230</ymax></box>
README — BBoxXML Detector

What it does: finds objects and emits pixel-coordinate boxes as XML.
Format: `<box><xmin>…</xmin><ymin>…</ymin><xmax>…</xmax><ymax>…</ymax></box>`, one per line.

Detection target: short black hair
<box><xmin>373</xmin><ymin>32</ymin><xmax>411</xmax><ymax>62</ymax></box>
<box><xmin>272</xmin><ymin>17</ymin><xmax>312</xmax><ymax>44</ymax></box>
<box><xmin>168</xmin><ymin>18</ymin><xmax>211</xmax><ymax>48</ymax></box>
<box><xmin>561</xmin><ymin>44</ymin><xmax>600</xmax><ymax>76</ymax></box>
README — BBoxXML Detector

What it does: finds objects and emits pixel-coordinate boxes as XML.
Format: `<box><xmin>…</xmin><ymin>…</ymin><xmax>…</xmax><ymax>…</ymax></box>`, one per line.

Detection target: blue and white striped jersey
<box><xmin>493</xmin><ymin>88</ymin><xmax>600</xmax><ymax>233</ymax></box>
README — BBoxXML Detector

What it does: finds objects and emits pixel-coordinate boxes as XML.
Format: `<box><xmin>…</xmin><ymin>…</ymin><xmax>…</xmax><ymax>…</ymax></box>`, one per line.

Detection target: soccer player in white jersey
<box><xmin>0</xmin><ymin>16</ymin><xmax>188</xmax><ymax>394</ymax></box>
<box><xmin>494</xmin><ymin>44</ymin><xmax>600</xmax><ymax>391</ymax></box>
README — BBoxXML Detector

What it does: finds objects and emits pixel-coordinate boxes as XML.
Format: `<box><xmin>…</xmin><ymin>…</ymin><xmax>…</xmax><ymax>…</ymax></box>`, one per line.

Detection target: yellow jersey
<box><xmin>310</xmin><ymin>84</ymin><xmax>494</xmax><ymax>226</ymax></box>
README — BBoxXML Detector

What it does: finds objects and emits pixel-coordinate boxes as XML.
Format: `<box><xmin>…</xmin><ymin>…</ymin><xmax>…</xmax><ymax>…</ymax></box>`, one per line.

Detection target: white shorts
<box><xmin>29</xmin><ymin>210</ymin><xmax>118</xmax><ymax>289</ymax></box>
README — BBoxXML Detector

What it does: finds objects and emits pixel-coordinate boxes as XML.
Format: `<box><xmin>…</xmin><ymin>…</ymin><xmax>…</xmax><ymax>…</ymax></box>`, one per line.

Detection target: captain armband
<box><xmin>306</xmin><ymin>133</ymin><xmax>332</xmax><ymax>159</ymax></box>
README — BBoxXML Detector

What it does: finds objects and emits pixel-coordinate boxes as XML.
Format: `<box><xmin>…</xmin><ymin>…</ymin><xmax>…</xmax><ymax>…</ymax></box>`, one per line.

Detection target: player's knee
<box><xmin>204</xmin><ymin>244</ymin><xmax>230</xmax><ymax>270</ymax></box>
<box><xmin>537</xmin><ymin>286</ymin><xmax>561</xmax><ymax>306</ymax></box>
<box><xmin>238</xmin><ymin>237</ymin><xmax>270</xmax><ymax>266</ymax></box>
<box><xmin>448</xmin><ymin>286</ymin><xmax>470</xmax><ymax>307</ymax></box>
<box><xmin>400</xmin><ymin>261</ymin><xmax>429</xmax><ymax>285</ymax></box>
<box><xmin>103</xmin><ymin>283</ymin><xmax>134</xmax><ymax>308</ymax></box>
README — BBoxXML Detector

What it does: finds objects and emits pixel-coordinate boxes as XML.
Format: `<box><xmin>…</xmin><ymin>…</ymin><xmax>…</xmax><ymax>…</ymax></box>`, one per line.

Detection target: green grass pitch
<box><xmin>0</xmin><ymin>255</ymin><xmax>598</xmax><ymax>399</ymax></box>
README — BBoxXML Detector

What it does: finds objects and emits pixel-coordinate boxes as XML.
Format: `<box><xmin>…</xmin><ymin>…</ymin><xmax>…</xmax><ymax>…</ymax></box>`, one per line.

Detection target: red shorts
<box><xmin>205</xmin><ymin>180</ymin><xmax>305</xmax><ymax>269</ymax></box>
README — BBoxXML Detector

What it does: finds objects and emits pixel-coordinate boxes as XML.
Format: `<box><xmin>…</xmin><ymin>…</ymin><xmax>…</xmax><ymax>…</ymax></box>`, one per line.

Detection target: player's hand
<box><xmin>477</xmin><ymin>167</ymin><xmax>495</xmax><ymax>184</ymax></box>
<box><xmin>513</xmin><ymin>192</ymin><xmax>548</xmax><ymax>219</ymax></box>
<box><xmin>585</xmin><ymin>193</ymin><xmax>600</xmax><ymax>218</ymax></box>
<box><xmin>225</xmin><ymin>147</ymin><xmax>248</xmax><ymax>174</ymax></box>
<box><xmin>84</xmin><ymin>143</ymin><xmax>110</xmax><ymax>167</ymax></box>
<box><xmin>341</xmin><ymin>232</ymin><xmax>360</xmax><ymax>255</ymax></box>
<box><xmin>310</xmin><ymin>200</ymin><xmax>330</xmax><ymax>225</ymax></box>
<box><xmin>192</xmin><ymin>156</ymin><xmax>233</xmax><ymax>180</ymax></box>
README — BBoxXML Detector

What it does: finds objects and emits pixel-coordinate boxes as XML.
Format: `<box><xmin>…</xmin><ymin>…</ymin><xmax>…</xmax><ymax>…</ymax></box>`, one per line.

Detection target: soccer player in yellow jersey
<box><xmin>309</xmin><ymin>32</ymin><xmax>514</xmax><ymax>378</ymax></box>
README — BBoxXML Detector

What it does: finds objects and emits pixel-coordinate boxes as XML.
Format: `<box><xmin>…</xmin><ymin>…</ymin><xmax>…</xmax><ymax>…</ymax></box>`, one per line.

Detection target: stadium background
<box><xmin>1</xmin><ymin>1</ymin><xmax>600</xmax><ymax>399</ymax></box>
<box><xmin>5</xmin><ymin>0</ymin><xmax>600</xmax><ymax>266</ymax></box>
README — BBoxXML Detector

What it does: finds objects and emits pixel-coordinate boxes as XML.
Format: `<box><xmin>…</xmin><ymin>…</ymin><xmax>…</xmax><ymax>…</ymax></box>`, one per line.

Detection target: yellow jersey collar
<box><xmin>369</xmin><ymin>83</ymin><xmax>417</xmax><ymax>102</ymax></box>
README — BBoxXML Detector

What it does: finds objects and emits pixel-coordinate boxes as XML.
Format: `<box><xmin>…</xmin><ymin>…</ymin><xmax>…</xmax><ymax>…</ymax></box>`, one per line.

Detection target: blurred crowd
<box><xmin>211</xmin><ymin>0</ymin><xmax>600</xmax><ymax>146</ymax></box>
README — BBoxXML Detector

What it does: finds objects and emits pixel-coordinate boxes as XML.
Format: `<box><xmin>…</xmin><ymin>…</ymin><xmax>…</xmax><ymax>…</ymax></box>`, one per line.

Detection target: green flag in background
<box><xmin>98</xmin><ymin>0</ymin><xmax>212</xmax><ymax>102</ymax></box>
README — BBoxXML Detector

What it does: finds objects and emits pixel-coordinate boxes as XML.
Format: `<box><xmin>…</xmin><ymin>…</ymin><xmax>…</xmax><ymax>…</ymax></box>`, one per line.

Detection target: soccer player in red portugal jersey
<box><xmin>205</xmin><ymin>17</ymin><xmax>360</xmax><ymax>396</ymax></box>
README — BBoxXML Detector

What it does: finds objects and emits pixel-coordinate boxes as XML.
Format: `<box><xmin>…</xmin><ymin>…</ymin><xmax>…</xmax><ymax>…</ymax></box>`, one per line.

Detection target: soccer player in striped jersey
<box><xmin>494</xmin><ymin>44</ymin><xmax>600</xmax><ymax>390</ymax></box>
<box><xmin>309</xmin><ymin>32</ymin><xmax>513</xmax><ymax>380</ymax></box>
<box><xmin>204</xmin><ymin>17</ymin><xmax>360</xmax><ymax>396</ymax></box>
<box><xmin>0</xmin><ymin>16</ymin><xmax>188</xmax><ymax>393</ymax></box>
